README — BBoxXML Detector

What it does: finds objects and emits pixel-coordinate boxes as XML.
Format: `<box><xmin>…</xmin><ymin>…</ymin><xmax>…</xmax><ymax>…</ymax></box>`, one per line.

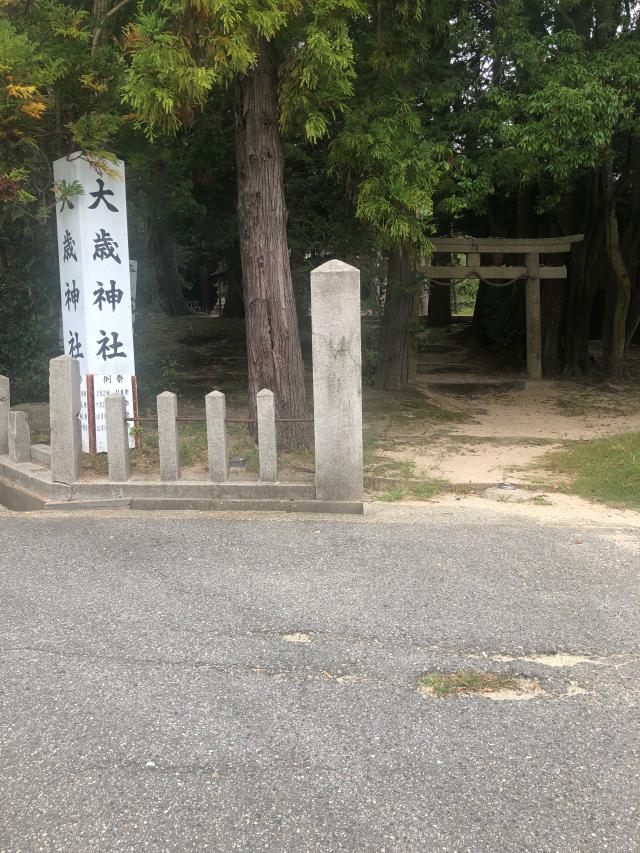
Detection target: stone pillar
<box><xmin>205</xmin><ymin>390</ymin><xmax>228</xmax><ymax>481</ymax></box>
<box><xmin>8</xmin><ymin>411</ymin><xmax>31</xmax><ymax>463</ymax></box>
<box><xmin>525</xmin><ymin>252</ymin><xmax>543</xmax><ymax>380</ymax></box>
<box><xmin>106</xmin><ymin>394</ymin><xmax>131</xmax><ymax>482</ymax></box>
<box><xmin>310</xmin><ymin>260</ymin><xmax>363</xmax><ymax>501</ymax></box>
<box><xmin>50</xmin><ymin>355</ymin><xmax>82</xmax><ymax>484</ymax></box>
<box><xmin>157</xmin><ymin>391</ymin><xmax>180</xmax><ymax>481</ymax></box>
<box><xmin>0</xmin><ymin>375</ymin><xmax>9</xmax><ymax>455</ymax></box>
<box><xmin>256</xmin><ymin>389</ymin><xmax>277</xmax><ymax>482</ymax></box>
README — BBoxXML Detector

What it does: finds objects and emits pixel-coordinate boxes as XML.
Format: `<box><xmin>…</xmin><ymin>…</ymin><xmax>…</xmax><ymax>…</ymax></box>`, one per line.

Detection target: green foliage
<box><xmin>0</xmin><ymin>271</ymin><xmax>60</xmax><ymax>402</ymax></box>
<box><xmin>122</xmin><ymin>0</ymin><xmax>364</xmax><ymax>142</ymax></box>
<box><xmin>329</xmin><ymin>1</ymin><xmax>459</xmax><ymax>253</ymax></box>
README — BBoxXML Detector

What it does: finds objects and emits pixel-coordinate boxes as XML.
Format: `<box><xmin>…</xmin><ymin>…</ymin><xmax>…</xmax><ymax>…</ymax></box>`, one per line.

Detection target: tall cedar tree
<box><xmin>122</xmin><ymin>1</ymin><xmax>363</xmax><ymax>445</ymax></box>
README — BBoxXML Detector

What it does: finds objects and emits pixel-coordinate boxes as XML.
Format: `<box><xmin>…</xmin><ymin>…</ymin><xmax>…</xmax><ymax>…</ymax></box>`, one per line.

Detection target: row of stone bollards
<box><xmin>104</xmin><ymin>387</ymin><xmax>279</xmax><ymax>484</ymax></box>
<box><xmin>1</xmin><ymin>376</ymin><xmax>32</xmax><ymax>464</ymax></box>
<box><xmin>0</xmin><ymin>258</ymin><xmax>365</xmax><ymax>503</ymax></box>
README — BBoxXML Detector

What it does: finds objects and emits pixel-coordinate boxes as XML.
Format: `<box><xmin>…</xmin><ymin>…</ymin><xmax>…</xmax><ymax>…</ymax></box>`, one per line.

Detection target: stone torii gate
<box><xmin>412</xmin><ymin>234</ymin><xmax>584</xmax><ymax>380</ymax></box>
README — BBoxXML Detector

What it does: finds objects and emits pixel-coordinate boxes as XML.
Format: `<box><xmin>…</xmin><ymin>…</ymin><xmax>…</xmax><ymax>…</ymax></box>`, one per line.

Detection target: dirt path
<box><xmin>400</xmin><ymin>377</ymin><xmax>640</xmax><ymax>486</ymax></box>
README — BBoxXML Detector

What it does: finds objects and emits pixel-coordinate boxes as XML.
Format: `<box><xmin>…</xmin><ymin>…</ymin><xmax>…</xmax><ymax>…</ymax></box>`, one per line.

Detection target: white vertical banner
<box><xmin>54</xmin><ymin>153</ymin><xmax>136</xmax><ymax>452</ymax></box>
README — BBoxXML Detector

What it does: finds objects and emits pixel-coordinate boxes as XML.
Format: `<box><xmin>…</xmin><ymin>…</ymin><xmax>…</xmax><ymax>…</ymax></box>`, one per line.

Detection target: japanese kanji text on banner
<box><xmin>53</xmin><ymin>153</ymin><xmax>137</xmax><ymax>453</ymax></box>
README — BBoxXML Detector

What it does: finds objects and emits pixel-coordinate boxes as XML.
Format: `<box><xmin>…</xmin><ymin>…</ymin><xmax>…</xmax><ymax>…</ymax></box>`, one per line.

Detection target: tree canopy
<box><xmin>2</xmin><ymin>0</ymin><xmax>640</xmax><ymax>403</ymax></box>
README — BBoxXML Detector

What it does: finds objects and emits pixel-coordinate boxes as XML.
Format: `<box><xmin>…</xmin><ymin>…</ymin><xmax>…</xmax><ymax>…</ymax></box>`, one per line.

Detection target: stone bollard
<box><xmin>0</xmin><ymin>375</ymin><xmax>9</xmax><ymax>456</ymax></box>
<box><xmin>157</xmin><ymin>391</ymin><xmax>180</xmax><ymax>481</ymax></box>
<box><xmin>310</xmin><ymin>260</ymin><xmax>363</xmax><ymax>501</ymax></box>
<box><xmin>8</xmin><ymin>411</ymin><xmax>31</xmax><ymax>463</ymax></box>
<box><xmin>106</xmin><ymin>394</ymin><xmax>131</xmax><ymax>482</ymax></box>
<box><xmin>205</xmin><ymin>390</ymin><xmax>228</xmax><ymax>481</ymax></box>
<box><xmin>257</xmin><ymin>389</ymin><xmax>277</xmax><ymax>482</ymax></box>
<box><xmin>49</xmin><ymin>356</ymin><xmax>82</xmax><ymax>484</ymax></box>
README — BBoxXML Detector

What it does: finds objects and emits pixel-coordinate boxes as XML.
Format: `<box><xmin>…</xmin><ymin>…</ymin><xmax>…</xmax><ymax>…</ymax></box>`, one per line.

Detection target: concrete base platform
<box><xmin>129</xmin><ymin>498</ymin><xmax>363</xmax><ymax>514</ymax></box>
<box><xmin>0</xmin><ymin>455</ymin><xmax>363</xmax><ymax>515</ymax></box>
<box><xmin>0</xmin><ymin>477</ymin><xmax>46</xmax><ymax>511</ymax></box>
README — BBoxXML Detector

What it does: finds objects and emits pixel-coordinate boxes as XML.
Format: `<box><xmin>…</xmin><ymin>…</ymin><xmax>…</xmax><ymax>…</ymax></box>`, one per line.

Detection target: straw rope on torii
<box><xmin>411</xmin><ymin>234</ymin><xmax>584</xmax><ymax>381</ymax></box>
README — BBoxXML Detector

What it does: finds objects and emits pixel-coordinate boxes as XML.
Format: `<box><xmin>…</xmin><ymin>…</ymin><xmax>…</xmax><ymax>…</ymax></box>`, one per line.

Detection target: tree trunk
<box><xmin>374</xmin><ymin>245</ymin><xmax>415</xmax><ymax>391</ymax></box>
<box><xmin>198</xmin><ymin>262</ymin><xmax>211</xmax><ymax>313</ymax></box>
<box><xmin>233</xmin><ymin>40</ymin><xmax>310</xmax><ymax>447</ymax></box>
<box><xmin>625</xmin><ymin>288</ymin><xmax>640</xmax><ymax>350</ymax></box>
<box><xmin>472</xmin><ymin>281</ymin><xmax>490</xmax><ymax>331</ymax></box>
<box><xmin>558</xmin><ymin>173</ymin><xmax>603</xmax><ymax>375</ymax></box>
<box><xmin>155</xmin><ymin>231</ymin><xmax>190</xmax><ymax>316</ymax></box>
<box><xmin>92</xmin><ymin>0</ymin><xmax>109</xmax><ymax>52</ymax></box>
<box><xmin>541</xmin><ymin>273</ymin><xmax>566</xmax><ymax>374</ymax></box>
<box><xmin>602</xmin><ymin>161</ymin><xmax>632</xmax><ymax>379</ymax></box>
<box><xmin>428</xmin><ymin>283</ymin><xmax>452</xmax><ymax>326</ymax></box>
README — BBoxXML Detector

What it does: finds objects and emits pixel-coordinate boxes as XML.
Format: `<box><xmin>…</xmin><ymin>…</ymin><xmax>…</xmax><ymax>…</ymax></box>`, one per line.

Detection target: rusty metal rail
<box><xmin>124</xmin><ymin>417</ymin><xmax>313</xmax><ymax>425</ymax></box>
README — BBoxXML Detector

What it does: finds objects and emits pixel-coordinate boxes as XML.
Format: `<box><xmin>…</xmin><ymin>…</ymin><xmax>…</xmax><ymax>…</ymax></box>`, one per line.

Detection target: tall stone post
<box><xmin>525</xmin><ymin>252</ymin><xmax>543</xmax><ymax>380</ymax></box>
<box><xmin>157</xmin><ymin>391</ymin><xmax>181</xmax><ymax>481</ymax></box>
<box><xmin>205</xmin><ymin>391</ymin><xmax>228</xmax><ymax>482</ymax></box>
<box><xmin>106</xmin><ymin>394</ymin><xmax>131</xmax><ymax>482</ymax></box>
<box><xmin>256</xmin><ymin>389</ymin><xmax>277</xmax><ymax>482</ymax></box>
<box><xmin>310</xmin><ymin>260</ymin><xmax>363</xmax><ymax>502</ymax></box>
<box><xmin>50</xmin><ymin>355</ymin><xmax>83</xmax><ymax>484</ymax></box>
<box><xmin>0</xmin><ymin>375</ymin><xmax>9</xmax><ymax>455</ymax></box>
<box><xmin>8</xmin><ymin>411</ymin><xmax>31</xmax><ymax>463</ymax></box>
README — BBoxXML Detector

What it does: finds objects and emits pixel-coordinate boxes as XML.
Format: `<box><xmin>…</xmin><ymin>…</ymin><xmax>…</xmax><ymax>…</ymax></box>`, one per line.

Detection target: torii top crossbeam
<box><xmin>429</xmin><ymin>235</ymin><xmax>584</xmax><ymax>254</ymax></box>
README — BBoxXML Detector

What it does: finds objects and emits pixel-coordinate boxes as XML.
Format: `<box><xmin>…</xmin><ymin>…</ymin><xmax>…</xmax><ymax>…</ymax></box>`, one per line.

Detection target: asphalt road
<box><xmin>1</xmin><ymin>507</ymin><xmax>639</xmax><ymax>852</ymax></box>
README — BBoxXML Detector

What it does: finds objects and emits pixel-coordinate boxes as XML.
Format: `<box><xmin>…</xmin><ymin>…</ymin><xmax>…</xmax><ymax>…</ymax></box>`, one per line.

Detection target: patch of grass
<box><xmin>226</xmin><ymin>424</ymin><xmax>259</xmax><ymax>473</ymax></box>
<box><xmin>180</xmin><ymin>424</ymin><xmax>208</xmax><ymax>468</ymax></box>
<box><xmin>376</xmin><ymin>487</ymin><xmax>406</xmax><ymax>502</ymax></box>
<box><xmin>531</xmin><ymin>494</ymin><xmax>552</xmax><ymax>506</ymax></box>
<box><xmin>545</xmin><ymin>431</ymin><xmax>640</xmax><ymax>510</ymax></box>
<box><xmin>419</xmin><ymin>670</ymin><xmax>518</xmax><ymax>697</ymax></box>
<box><xmin>366</xmin><ymin>456</ymin><xmax>417</xmax><ymax>478</ymax></box>
<box><xmin>410</xmin><ymin>480</ymin><xmax>446</xmax><ymax>500</ymax></box>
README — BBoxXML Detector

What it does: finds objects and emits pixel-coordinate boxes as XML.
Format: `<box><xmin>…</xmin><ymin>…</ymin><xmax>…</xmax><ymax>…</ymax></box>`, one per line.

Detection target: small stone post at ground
<box><xmin>0</xmin><ymin>375</ymin><xmax>9</xmax><ymax>455</ymax></box>
<box><xmin>106</xmin><ymin>394</ymin><xmax>131</xmax><ymax>482</ymax></box>
<box><xmin>311</xmin><ymin>260</ymin><xmax>363</xmax><ymax>502</ymax></box>
<box><xmin>206</xmin><ymin>390</ymin><xmax>228</xmax><ymax>481</ymax></box>
<box><xmin>257</xmin><ymin>389</ymin><xmax>277</xmax><ymax>482</ymax></box>
<box><xmin>157</xmin><ymin>391</ymin><xmax>180</xmax><ymax>481</ymax></box>
<box><xmin>50</xmin><ymin>355</ymin><xmax>82</xmax><ymax>484</ymax></box>
<box><xmin>8</xmin><ymin>411</ymin><xmax>31</xmax><ymax>463</ymax></box>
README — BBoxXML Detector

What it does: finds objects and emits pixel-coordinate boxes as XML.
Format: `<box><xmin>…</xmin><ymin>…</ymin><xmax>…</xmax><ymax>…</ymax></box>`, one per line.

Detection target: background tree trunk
<box><xmin>155</xmin><ymin>230</ymin><xmax>190</xmax><ymax>316</ymax></box>
<box><xmin>374</xmin><ymin>245</ymin><xmax>415</xmax><ymax>391</ymax></box>
<box><xmin>428</xmin><ymin>283</ymin><xmax>452</xmax><ymax>326</ymax></box>
<box><xmin>602</xmin><ymin>161</ymin><xmax>632</xmax><ymax>378</ymax></box>
<box><xmin>233</xmin><ymin>40</ymin><xmax>310</xmax><ymax>447</ymax></box>
<box><xmin>198</xmin><ymin>262</ymin><xmax>211</xmax><ymax>313</ymax></box>
<box><xmin>541</xmin><ymin>276</ymin><xmax>566</xmax><ymax>374</ymax></box>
